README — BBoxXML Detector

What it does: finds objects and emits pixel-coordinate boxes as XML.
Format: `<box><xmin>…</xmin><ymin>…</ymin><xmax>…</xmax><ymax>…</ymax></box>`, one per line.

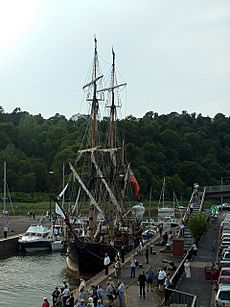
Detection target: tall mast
<box><xmin>3</xmin><ymin>161</ymin><xmax>8</xmax><ymax>229</ymax></box>
<box><xmin>82</xmin><ymin>37</ymin><xmax>103</xmax><ymax>149</ymax></box>
<box><xmin>91</xmin><ymin>37</ymin><xmax>99</xmax><ymax>148</ymax></box>
<box><xmin>82</xmin><ymin>37</ymin><xmax>103</xmax><ymax>238</ymax></box>
<box><xmin>110</xmin><ymin>49</ymin><xmax>116</xmax><ymax>149</ymax></box>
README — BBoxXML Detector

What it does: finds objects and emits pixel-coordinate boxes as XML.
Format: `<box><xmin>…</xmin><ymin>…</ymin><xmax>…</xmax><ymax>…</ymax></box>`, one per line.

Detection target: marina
<box><xmin>0</xmin><ymin>185</ymin><xmax>228</xmax><ymax>306</ymax></box>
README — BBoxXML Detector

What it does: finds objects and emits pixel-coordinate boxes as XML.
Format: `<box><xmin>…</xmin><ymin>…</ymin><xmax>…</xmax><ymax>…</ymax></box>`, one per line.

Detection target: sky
<box><xmin>0</xmin><ymin>0</ymin><xmax>229</xmax><ymax>120</ymax></box>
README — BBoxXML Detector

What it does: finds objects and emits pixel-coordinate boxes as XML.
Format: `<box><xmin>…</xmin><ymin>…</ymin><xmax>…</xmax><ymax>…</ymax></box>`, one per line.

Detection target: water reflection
<box><xmin>0</xmin><ymin>253</ymin><xmax>78</xmax><ymax>307</ymax></box>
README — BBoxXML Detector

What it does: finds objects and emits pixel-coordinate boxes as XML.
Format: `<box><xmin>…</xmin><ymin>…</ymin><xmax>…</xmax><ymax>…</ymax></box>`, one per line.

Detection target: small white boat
<box><xmin>18</xmin><ymin>224</ymin><xmax>64</xmax><ymax>253</ymax></box>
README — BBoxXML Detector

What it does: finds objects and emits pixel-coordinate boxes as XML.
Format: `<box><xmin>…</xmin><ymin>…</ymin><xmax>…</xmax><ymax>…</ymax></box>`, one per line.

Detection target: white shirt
<box><xmin>158</xmin><ymin>270</ymin><xmax>167</xmax><ymax>280</ymax></box>
<box><xmin>130</xmin><ymin>260</ymin><xmax>136</xmax><ymax>268</ymax></box>
<box><xmin>104</xmin><ymin>255</ymin><xmax>110</xmax><ymax>266</ymax></box>
<box><xmin>62</xmin><ymin>288</ymin><xmax>70</xmax><ymax>297</ymax></box>
<box><xmin>78</xmin><ymin>280</ymin><xmax>86</xmax><ymax>292</ymax></box>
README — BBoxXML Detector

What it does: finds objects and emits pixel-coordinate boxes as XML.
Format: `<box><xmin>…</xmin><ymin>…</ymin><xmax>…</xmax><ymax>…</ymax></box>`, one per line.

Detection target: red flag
<box><xmin>129</xmin><ymin>168</ymin><xmax>141</xmax><ymax>201</ymax></box>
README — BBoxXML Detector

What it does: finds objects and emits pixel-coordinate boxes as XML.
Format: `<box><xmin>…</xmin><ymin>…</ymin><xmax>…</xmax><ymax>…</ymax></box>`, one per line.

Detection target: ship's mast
<box><xmin>83</xmin><ymin>37</ymin><xmax>103</xmax><ymax>149</ymax></box>
<box><xmin>91</xmin><ymin>37</ymin><xmax>99</xmax><ymax>148</ymax></box>
<box><xmin>3</xmin><ymin>161</ymin><xmax>8</xmax><ymax>233</ymax></box>
<box><xmin>110</xmin><ymin>49</ymin><xmax>116</xmax><ymax>149</ymax></box>
<box><xmin>105</xmin><ymin>49</ymin><xmax>127</xmax><ymax>241</ymax></box>
<box><xmin>82</xmin><ymin>37</ymin><xmax>103</xmax><ymax>238</ymax></box>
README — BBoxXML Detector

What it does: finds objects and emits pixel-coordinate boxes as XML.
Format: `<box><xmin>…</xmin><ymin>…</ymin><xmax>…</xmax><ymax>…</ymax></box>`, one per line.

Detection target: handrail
<box><xmin>165</xmin><ymin>247</ymin><xmax>197</xmax><ymax>306</ymax></box>
<box><xmin>165</xmin><ymin>287</ymin><xmax>197</xmax><ymax>307</ymax></box>
<box><xmin>199</xmin><ymin>187</ymin><xmax>206</xmax><ymax>211</ymax></box>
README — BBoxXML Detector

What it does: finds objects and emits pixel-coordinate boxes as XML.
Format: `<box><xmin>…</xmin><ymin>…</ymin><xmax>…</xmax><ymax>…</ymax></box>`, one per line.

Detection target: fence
<box><xmin>164</xmin><ymin>247</ymin><xmax>197</xmax><ymax>307</ymax></box>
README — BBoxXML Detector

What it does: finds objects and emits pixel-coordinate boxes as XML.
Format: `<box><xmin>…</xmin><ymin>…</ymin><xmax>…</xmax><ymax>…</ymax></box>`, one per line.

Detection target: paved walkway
<box><xmin>80</xmin><ymin>228</ymin><xmax>182</xmax><ymax>307</ymax></box>
<box><xmin>80</xmin><ymin>220</ymin><xmax>220</xmax><ymax>307</ymax></box>
<box><xmin>177</xmin><ymin>220</ymin><xmax>220</xmax><ymax>307</ymax></box>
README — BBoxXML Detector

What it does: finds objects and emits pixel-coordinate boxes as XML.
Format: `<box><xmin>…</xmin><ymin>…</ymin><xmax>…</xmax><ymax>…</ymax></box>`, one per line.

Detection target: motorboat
<box><xmin>18</xmin><ymin>224</ymin><xmax>64</xmax><ymax>253</ymax></box>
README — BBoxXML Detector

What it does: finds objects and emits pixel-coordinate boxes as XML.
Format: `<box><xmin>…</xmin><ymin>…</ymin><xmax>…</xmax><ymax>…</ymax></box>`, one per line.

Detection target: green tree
<box><xmin>188</xmin><ymin>212</ymin><xmax>208</xmax><ymax>243</ymax></box>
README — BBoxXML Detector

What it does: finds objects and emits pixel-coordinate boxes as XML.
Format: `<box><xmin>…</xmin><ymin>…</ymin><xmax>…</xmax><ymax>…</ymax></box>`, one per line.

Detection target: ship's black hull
<box><xmin>66</xmin><ymin>240</ymin><xmax>118</xmax><ymax>274</ymax></box>
<box><xmin>66</xmin><ymin>236</ymin><xmax>140</xmax><ymax>275</ymax></box>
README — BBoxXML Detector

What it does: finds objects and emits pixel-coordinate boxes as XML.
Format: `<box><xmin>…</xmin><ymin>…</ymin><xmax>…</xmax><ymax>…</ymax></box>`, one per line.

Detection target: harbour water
<box><xmin>0</xmin><ymin>253</ymin><xmax>78</xmax><ymax>307</ymax></box>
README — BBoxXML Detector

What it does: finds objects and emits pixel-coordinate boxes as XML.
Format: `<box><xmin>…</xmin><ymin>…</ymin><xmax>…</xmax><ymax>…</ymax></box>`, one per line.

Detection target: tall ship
<box><xmin>58</xmin><ymin>38</ymin><xmax>145</xmax><ymax>275</ymax></box>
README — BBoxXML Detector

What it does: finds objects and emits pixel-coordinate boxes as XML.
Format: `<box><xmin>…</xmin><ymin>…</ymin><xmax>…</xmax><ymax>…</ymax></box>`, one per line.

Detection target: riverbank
<box><xmin>0</xmin><ymin>215</ymin><xmax>41</xmax><ymax>239</ymax></box>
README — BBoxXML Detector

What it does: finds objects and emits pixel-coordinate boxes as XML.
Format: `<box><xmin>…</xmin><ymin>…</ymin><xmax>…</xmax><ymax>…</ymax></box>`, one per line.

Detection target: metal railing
<box><xmin>203</xmin><ymin>185</ymin><xmax>230</xmax><ymax>193</ymax></box>
<box><xmin>165</xmin><ymin>287</ymin><xmax>197</xmax><ymax>307</ymax></box>
<box><xmin>164</xmin><ymin>247</ymin><xmax>197</xmax><ymax>306</ymax></box>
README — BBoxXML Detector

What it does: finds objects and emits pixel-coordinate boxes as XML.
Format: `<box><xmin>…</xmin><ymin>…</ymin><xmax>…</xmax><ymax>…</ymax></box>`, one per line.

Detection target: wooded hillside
<box><xmin>0</xmin><ymin>108</ymin><xmax>230</xmax><ymax>201</ymax></box>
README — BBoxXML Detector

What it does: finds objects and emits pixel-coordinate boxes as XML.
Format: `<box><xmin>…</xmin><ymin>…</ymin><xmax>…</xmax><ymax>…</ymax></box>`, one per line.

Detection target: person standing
<box><xmin>96</xmin><ymin>285</ymin><xmax>105</xmax><ymax>303</ymax></box>
<box><xmin>180</xmin><ymin>221</ymin><xmax>185</xmax><ymax>237</ymax></box>
<box><xmin>162</xmin><ymin>232</ymin><xmax>168</xmax><ymax>245</ymax></box>
<box><xmin>164</xmin><ymin>273</ymin><xmax>170</xmax><ymax>289</ymax></box>
<box><xmin>61</xmin><ymin>284</ymin><xmax>71</xmax><ymax>307</ymax></box>
<box><xmin>145</xmin><ymin>246</ymin><xmax>149</xmax><ymax>264</ymax></box>
<box><xmin>3</xmin><ymin>225</ymin><xmax>8</xmax><ymax>239</ymax></box>
<box><xmin>41</xmin><ymin>297</ymin><xmax>50</xmax><ymax>307</ymax></box>
<box><xmin>120</xmin><ymin>246</ymin><xmax>125</xmax><ymax>263</ymax></box>
<box><xmin>77</xmin><ymin>288</ymin><xmax>87</xmax><ymax>305</ymax></box>
<box><xmin>104</xmin><ymin>253</ymin><xmax>110</xmax><ymax>275</ymax></box>
<box><xmin>92</xmin><ymin>285</ymin><xmax>98</xmax><ymax>307</ymax></box>
<box><xmin>61</xmin><ymin>280</ymin><xmax>70</xmax><ymax>292</ymax></box>
<box><xmin>138</xmin><ymin>271</ymin><xmax>147</xmax><ymax>298</ymax></box>
<box><xmin>78</xmin><ymin>277</ymin><xmax>86</xmax><ymax>293</ymax></box>
<box><xmin>105</xmin><ymin>282</ymin><xmax>114</xmax><ymax>306</ymax></box>
<box><xmin>157</xmin><ymin>268</ymin><xmax>167</xmax><ymax>292</ymax></box>
<box><xmin>159</xmin><ymin>223</ymin><xmax>163</xmax><ymax>237</ymax></box>
<box><xmin>52</xmin><ymin>286</ymin><xmax>60</xmax><ymax>307</ymax></box>
<box><xmin>130</xmin><ymin>258</ymin><xmax>136</xmax><ymax>278</ymax></box>
<box><xmin>184</xmin><ymin>259</ymin><xmax>191</xmax><ymax>279</ymax></box>
<box><xmin>66</xmin><ymin>292</ymin><xmax>75</xmax><ymax>307</ymax></box>
<box><xmin>117</xmin><ymin>281</ymin><xmax>125</xmax><ymax>307</ymax></box>
<box><xmin>114</xmin><ymin>259</ymin><xmax>121</xmax><ymax>279</ymax></box>
<box><xmin>146</xmin><ymin>266</ymin><xmax>154</xmax><ymax>292</ymax></box>
<box><xmin>192</xmin><ymin>242</ymin><xmax>198</xmax><ymax>256</ymax></box>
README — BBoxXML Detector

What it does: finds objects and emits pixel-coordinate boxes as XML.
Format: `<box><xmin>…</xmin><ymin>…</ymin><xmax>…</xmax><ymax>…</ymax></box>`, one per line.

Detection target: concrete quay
<box><xmin>76</xmin><ymin>221</ymin><xmax>220</xmax><ymax>307</ymax></box>
<box><xmin>0</xmin><ymin>215</ymin><xmax>39</xmax><ymax>239</ymax></box>
<box><xmin>77</xmin><ymin>232</ymin><xmax>182</xmax><ymax>307</ymax></box>
<box><xmin>0</xmin><ymin>215</ymin><xmax>38</xmax><ymax>256</ymax></box>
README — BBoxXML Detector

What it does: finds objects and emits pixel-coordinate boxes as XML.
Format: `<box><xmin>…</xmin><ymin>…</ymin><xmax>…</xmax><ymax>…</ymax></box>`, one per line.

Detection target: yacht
<box><xmin>18</xmin><ymin>223</ymin><xmax>64</xmax><ymax>253</ymax></box>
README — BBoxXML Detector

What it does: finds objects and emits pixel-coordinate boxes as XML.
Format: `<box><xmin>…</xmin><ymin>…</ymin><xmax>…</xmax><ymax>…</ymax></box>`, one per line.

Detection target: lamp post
<box><xmin>49</xmin><ymin>171</ymin><xmax>54</xmax><ymax>219</ymax></box>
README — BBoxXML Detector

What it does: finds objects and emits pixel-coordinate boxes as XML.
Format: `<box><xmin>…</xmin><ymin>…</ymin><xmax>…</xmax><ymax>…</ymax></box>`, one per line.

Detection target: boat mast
<box><xmin>110</xmin><ymin>49</ymin><xmax>116</xmax><ymax>149</ymax></box>
<box><xmin>82</xmin><ymin>37</ymin><xmax>103</xmax><ymax>238</ymax></box>
<box><xmin>98</xmin><ymin>49</ymin><xmax>127</xmax><ymax>235</ymax></box>
<box><xmin>107</xmin><ymin>49</ymin><xmax>126</xmax><ymax>241</ymax></box>
<box><xmin>3</xmin><ymin>161</ymin><xmax>8</xmax><ymax>230</ymax></box>
<box><xmin>91</xmin><ymin>37</ymin><xmax>99</xmax><ymax>148</ymax></box>
<box><xmin>62</xmin><ymin>163</ymin><xmax>65</xmax><ymax>209</ymax></box>
<box><xmin>83</xmin><ymin>37</ymin><xmax>103</xmax><ymax>149</ymax></box>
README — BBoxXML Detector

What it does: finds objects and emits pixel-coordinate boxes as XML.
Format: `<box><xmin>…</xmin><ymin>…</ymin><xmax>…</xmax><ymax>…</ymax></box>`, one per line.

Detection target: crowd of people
<box><xmin>40</xmin><ymin>210</ymin><xmax>200</xmax><ymax>307</ymax></box>
<box><xmin>40</xmin><ymin>258</ymin><xmax>175</xmax><ymax>307</ymax></box>
<box><xmin>40</xmin><ymin>275</ymin><xmax>126</xmax><ymax>307</ymax></box>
